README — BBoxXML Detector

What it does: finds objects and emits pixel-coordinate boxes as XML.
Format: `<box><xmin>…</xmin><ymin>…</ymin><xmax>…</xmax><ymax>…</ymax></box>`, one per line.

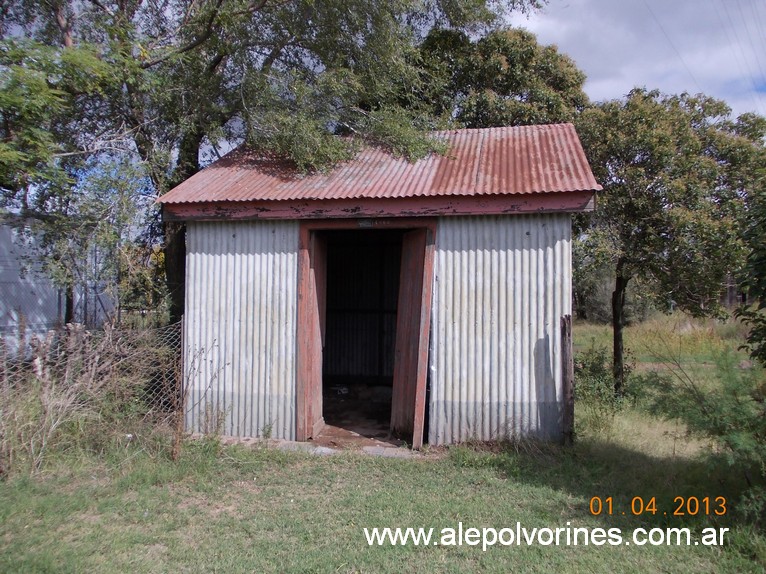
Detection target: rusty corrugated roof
<box><xmin>158</xmin><ymin>123</ymin><xmax>601</xmax><ymax>205</ymax></box>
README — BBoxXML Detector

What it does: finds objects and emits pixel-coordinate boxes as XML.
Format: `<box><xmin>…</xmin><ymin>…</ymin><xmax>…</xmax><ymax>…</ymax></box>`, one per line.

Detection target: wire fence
<box><xmin>0</xmin><ymin>321</ymin><xmax>184</xmax><ymax>475</ymax></box>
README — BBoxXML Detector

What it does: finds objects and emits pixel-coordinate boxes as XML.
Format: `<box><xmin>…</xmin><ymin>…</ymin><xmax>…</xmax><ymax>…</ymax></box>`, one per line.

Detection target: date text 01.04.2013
<box><xmin>589</xmin><ymin>496</ymin><xmax>726</xmax><ymax>517</ymax></box>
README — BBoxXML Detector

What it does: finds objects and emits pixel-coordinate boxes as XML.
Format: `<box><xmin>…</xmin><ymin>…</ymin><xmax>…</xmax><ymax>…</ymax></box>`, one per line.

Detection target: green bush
<box><xmin>739</xmin><ymin>306</ymin><xmax>766</xmax><ymax>366</ymax></box>
<box><xmin>574</xmin><ymin>342</ymin><xmax>632</xmax><ymax>436</ymax></box>
<box><xmin>640</xmin><ymin>352</ymin><xmax>766</xmax><ymax>523</ymax></box>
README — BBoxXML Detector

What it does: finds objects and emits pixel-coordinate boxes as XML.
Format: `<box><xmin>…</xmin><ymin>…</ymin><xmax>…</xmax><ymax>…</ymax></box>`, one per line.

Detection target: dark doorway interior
<box><xmin>321</xmin><ymin>229</ymin><xmax>404</xmax><ymax>441</ymax></box>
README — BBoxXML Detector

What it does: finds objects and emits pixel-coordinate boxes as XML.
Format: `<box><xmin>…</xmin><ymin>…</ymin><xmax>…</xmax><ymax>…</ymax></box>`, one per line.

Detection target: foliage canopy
<box><xmin>419</xmin><ymin>27</ymin><xmax>588</xmax><ymax>127</ymax></box>
<box><xmin>0</xmin><ymin>0</ymin><xmax>545</xmax><ymax>321</ymax></box>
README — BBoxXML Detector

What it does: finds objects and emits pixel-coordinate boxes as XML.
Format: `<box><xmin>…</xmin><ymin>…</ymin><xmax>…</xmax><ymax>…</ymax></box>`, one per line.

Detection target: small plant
<box><xmin>198</xmin><ymin>405</ymin><xmax>227</xmax><ymax>457</ymax></box>
<box><xmin>260</xmin><ymin>421</ymin><xmax>274</xmax><ymax>440</ymax></box>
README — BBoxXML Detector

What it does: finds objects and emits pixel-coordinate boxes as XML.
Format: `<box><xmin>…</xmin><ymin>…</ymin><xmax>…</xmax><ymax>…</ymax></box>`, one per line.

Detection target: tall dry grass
<box><xmin>0</xmin><ymin>322</ymin><xmax>182</xmax><ymax>476</ymax></box>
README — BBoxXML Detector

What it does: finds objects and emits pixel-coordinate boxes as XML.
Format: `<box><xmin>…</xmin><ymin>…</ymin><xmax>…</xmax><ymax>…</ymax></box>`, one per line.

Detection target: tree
<box><xmin>737</xmin><ymin>128</ymin><xmax>766</xmax><ymax>364</ymax></box>
<box><xmin>0</xmin><ymin>40</ymin><xmax>112</xmax><ymax>208</ymax></box>
<box><xmin>3</xmin><ymin>0</ymin><xmax>545</xmax><ymax>324</ymax></box>
<box><xmin>576</xmin><ymin>89</ymin><xmax>765</xmax><ymax>393</ymax></box>
<box><xmin>419</xmin><ymin>27</ymin><xmax>588</xmax><ymax>127</ymax></box>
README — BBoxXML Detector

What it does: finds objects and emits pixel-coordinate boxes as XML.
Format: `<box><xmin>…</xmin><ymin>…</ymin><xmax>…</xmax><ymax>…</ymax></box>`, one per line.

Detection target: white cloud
<box><xmin>507</xmin><ymin>0</ymin><xmax>766</xmax><ymax>117</ymax></box>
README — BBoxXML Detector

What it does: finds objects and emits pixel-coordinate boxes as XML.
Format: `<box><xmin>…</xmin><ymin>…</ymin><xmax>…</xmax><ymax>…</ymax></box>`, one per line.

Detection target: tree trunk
<box><xmin>573</xmin><ymin>289</ymin><xmax>587</xmax><ymax>320</ymax></box>
<box><xmin>612</xmin><ymin>260</ymin><xmax>629</xmax><ymax>396</ymax></box>
<box><xmin>54</xmin><ymin>2</ymin><xmax>73</xmax><ymax>48</ymax></box>
<box><xmin>64</xmin><ymin>282</ymin><xmax>74</xmax><ymax>324</ymax></box>
<box><xmin>165</xmin><ymin>222</ymin><xmax>186</xmax><ymax>324</ymax></box>
<box><xmin>163</xmin><ymin>129</ymin><xmax>203</xmax><ymax>324</ymax></box>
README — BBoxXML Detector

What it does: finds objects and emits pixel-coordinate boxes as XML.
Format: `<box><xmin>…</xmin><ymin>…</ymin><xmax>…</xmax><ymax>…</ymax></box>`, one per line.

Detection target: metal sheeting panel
<box><xmin>429</xmin><ymin>214</ymin><xmax>572</xmax><ymax>445</ymax></box>
<box><xmin>184</xmin><ymin>220</ymin><xmax>299</xmax><ymax>439</ymax></box>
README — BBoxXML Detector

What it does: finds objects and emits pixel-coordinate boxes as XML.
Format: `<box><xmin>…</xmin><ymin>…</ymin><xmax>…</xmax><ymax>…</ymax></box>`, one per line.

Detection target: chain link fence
<box><xmin>0</xmin><ymin>321</ymin><xmax>184</xmax><ymax>476</ymax></box>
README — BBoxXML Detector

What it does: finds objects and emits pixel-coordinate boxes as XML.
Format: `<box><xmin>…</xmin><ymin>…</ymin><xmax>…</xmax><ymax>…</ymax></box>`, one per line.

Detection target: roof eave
<box><xmin>161</xmin><ymin>191</ymin><xmax>597</xmax><ymax>222</ymax></box>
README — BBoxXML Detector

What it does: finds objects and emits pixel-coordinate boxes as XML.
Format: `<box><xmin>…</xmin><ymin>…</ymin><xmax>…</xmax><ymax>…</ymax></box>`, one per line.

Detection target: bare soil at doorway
<box><xmin>314</xmin><ymin>383</ymin><xmax>406</xmax><ymax>449</ymax></box>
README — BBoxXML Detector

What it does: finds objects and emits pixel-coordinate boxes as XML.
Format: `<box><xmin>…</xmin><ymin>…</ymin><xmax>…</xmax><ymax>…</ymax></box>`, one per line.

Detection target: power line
<box><xmin>714</xmin><ymin>0</ymin><xmax>765</xmax><ymax>115</ymax></box>
<box><xmin>642</xmin><ymin>0</ymin><xmax>704</xmax><ymax>94</ymax></box>
<box><xmin>738</xmin><ymin>0</ymin><xmax>766</xmax><ymax>113</ymax></box>
<box><xmin>736</xmin><ymin>0</ymin><xmax>766</xmax><ymax>86</ymax></box>
<box><xmin>722</xmin><ymin>0</ymin><xmax>765</xmax><ymax>113</ymax></box>
<box><xmin>750</xmin><ymin>0</ymin><xmax>766</xmax><ymax>41</ymax></box>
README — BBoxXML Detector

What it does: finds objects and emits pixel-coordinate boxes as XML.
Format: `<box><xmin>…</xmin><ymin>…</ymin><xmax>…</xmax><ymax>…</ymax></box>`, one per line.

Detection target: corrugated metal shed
<box><xmin>429</xmin><ymin>214</ymin><xmax>571</xmax><ymax>444</ymax></box>
<box><xmin>169</xmin><ymin>123</ymin><xmax>598</xmax><ymax>446</ymax></box>
<box><xmin>159</xmin><ymin>124</ymin><xmax>600</xmax><ymax>205</ymax></box>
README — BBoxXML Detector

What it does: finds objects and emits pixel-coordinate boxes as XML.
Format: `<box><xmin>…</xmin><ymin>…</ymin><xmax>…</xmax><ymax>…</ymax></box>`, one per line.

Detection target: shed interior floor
<box><xmin>318</xmin><ymin>378</ymin><xmax>403</xmax><ymax>446</ymax></box>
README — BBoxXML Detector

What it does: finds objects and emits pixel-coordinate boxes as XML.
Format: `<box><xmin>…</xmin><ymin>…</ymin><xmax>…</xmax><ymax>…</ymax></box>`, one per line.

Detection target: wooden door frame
<box><xmin>295</xmin><ymin>218</ymin><xmax>436</xmax><ymax>446</ymax></box>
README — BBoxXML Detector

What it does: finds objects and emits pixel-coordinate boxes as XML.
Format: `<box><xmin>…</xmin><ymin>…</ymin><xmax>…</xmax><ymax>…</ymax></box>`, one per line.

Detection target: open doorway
<box><xmin>297</xmin><ymin>219</ymin><xmax>435</xmax><ymax>449</ymax></box>
<box><xmin>321</xmin><ymin>229</ymin><xmax>403</xmax><ymax>443</ymax></box>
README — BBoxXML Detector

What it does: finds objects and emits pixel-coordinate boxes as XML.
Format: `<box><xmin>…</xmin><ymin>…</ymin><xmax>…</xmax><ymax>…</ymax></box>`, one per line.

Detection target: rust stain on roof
<box><xmin>158</xmin><ymin>123</ymin><xmax>601</xmax><ymax>205</ymax></box>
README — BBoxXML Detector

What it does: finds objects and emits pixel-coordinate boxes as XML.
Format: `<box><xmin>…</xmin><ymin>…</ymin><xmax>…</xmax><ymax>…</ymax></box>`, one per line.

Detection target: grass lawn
<box><xmin>1</xmin><ymin>314</ymin><xmax>764</xmax><ymax>573</ymax></box>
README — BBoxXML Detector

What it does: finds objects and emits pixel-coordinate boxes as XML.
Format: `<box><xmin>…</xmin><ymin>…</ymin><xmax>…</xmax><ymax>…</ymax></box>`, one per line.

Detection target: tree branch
<box><xmin>232</xmin><ymin>0</ymin><xmax>269</xmax><ymax>17</ymax></box>
<box><xmin>54</xmin><ymin>2</ymin><xmax>74</xmax><ymax>48</ymax></box>
<box><xmin>206</xmin><ymin>52</ymin><xmax>227</xmax><ymax>74</ymax></box>
<box><xmin>261</xmin><ymin>35</ymin><xmax>292</xmax><ymax>73</ymax></box>
<box><xmin>140</xmin><ymin>0</ymin><xmax>275</xmax><ymax>69</ymax></box>
<box><xmin>139</xmin><ymin>0</ymin><xmax>224</xmax><ymax>68</ymax></box>
<box><xmin>86</xmin><ymin>0</ymin><xmax>115</xmax><ymax>17</ymax></box>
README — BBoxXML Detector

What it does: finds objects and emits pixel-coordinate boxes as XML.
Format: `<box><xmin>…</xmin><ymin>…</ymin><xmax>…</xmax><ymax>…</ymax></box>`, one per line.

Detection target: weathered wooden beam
<box><xmin>561</xmin><ymin>314</ymin><xmax>575</xmax><ymax>446</ymax></box>
<box><xmin>162</xmin><ymin>192</ymin><xmax>595</xmax><ymax>222</ymax></box>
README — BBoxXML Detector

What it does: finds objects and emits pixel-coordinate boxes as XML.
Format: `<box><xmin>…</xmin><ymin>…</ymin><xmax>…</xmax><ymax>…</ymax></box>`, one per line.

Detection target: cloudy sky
<box><xmin>507</xmin><ymin>0</ymin><xmax>766</xmax><ymax>118</ymax></box>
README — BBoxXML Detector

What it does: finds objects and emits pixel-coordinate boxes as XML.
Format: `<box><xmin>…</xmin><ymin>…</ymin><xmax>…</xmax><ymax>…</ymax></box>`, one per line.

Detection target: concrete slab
<box><xmin>361</xmin><ymin>446</ymin><xmax>417</xmax><ymax>459</ymax></box>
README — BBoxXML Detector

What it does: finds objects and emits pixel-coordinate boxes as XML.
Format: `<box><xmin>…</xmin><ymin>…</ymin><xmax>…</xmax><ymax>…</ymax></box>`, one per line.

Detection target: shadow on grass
<box><xmin>449</xmin><ymin>435</ymin><xmax>755</xmax><ymax>532</ymax></box>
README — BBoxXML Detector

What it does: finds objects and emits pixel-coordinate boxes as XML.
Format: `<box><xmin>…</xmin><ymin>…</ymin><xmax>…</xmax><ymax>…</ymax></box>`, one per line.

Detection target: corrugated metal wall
<box><xmin>184</xmin><ymin>220</ymin><xmax>299</xmax><ymax>439</ymax></box>
<box><xmin>429</xmin><ymin>214</ymin><xmax>571</xmax><ymax>444</ymax></box>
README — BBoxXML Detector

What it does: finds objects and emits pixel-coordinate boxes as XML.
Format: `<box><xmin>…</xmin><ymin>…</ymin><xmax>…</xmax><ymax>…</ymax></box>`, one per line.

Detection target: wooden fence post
<box><xmin>561</xmin><ymin>315</ymin><xmax>575</xmax><ymax>445</ymax></box>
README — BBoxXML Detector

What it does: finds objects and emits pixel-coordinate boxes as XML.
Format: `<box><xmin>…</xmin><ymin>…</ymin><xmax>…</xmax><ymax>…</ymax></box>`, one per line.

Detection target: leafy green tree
<box><xmin>0</xmin><ymin>40</ymin><xmax>112</xmax><ymax>210</ymax></box>
<box><xmin>572</xmin><ymin>236</ymin><xmax>654</xmax><ymax>325</ymax></box>
<box><xmin>11</xmin><ymin>157</ymin><xmax>155</xmax><ymax>324</ymax></box>
<box><xmin>576</xmin><ymin>89</ymin><xmax>765</xmax><ymax>393</ymax></box>
<box><xmin>0</xmin><ymin>41</ymin><xmax>65</xmax><ymax>205</ymax></box>
<box><xmin>638</xmin><ymin>353</ymin><xmax>766</xmax><ymax>521</ymax></box>
<box><xmin>0</xmin><ymin>37</ymin><xmax>120</xmax><ymax>321</ymax></box>
<box><xmin>738</xmin><ymin>147</ymin><xmax>766</xmax><ymax>365</ymax></box>
<box><xmin>4</xmin><ymin>0</ymin><xmax>545</xmax><ymax>323</ymax></box>
<box><xmin>419</xmin><ymin>27</ymin><xmax>588</xmax><ymax>127</ymax></box>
